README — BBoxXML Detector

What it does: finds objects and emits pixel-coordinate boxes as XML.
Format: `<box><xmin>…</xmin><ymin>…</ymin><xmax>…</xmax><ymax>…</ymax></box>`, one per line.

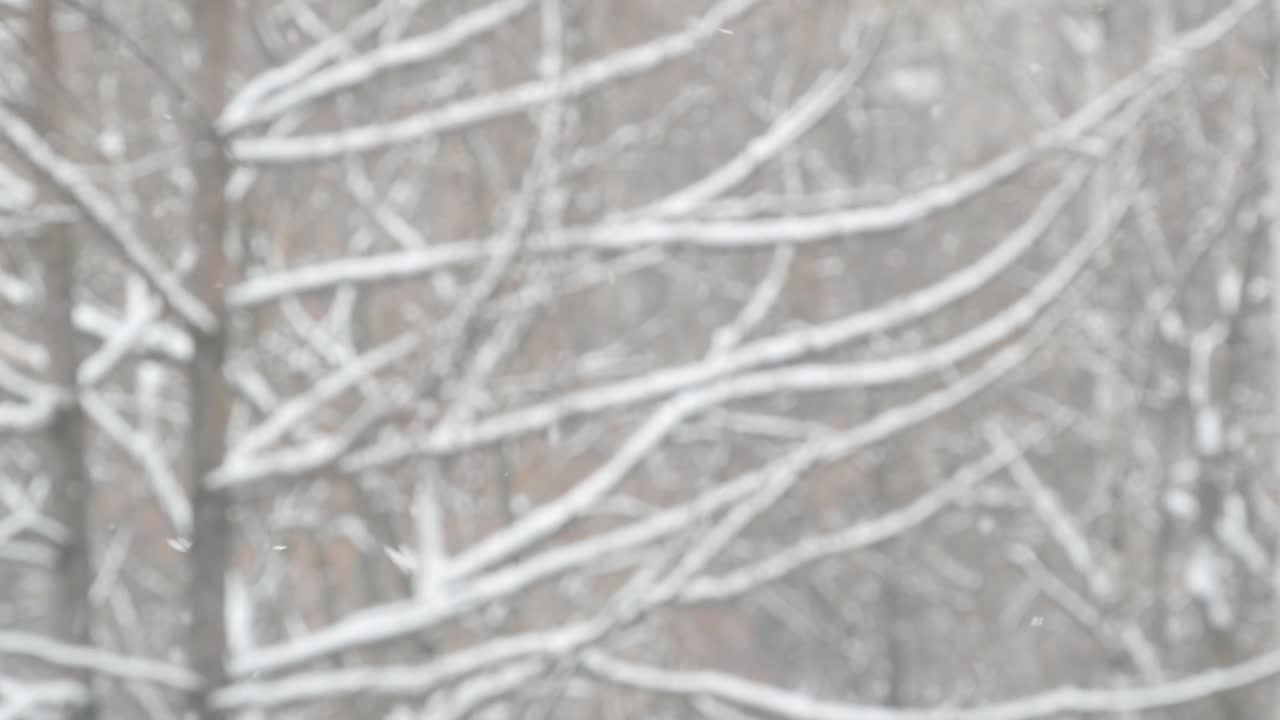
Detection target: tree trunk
<box><xmin>185</xmin><ymin>2</ymin><xmax>233</xmax><ymax>718</ymax></box>
<box><xmin>30</xmin><ymin>2</ymin><xmax>96</xmax><ymax>718</ymax></box>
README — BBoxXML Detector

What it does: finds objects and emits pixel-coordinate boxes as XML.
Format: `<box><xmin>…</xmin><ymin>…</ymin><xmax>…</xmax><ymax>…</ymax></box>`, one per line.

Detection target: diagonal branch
<box><xmin>230</xmin><ymin>0</ymin><xmax>762</xmax><ymax>163</ymax></box>
<box><xmin>0</xmin><ymin>104</ymin><xmax>217</xmax><ymax>333</ymax></box>
<box><xmin>219</xmin><ymin>0</ymin><xmax>534</xmax><ymax>133</ymax></box>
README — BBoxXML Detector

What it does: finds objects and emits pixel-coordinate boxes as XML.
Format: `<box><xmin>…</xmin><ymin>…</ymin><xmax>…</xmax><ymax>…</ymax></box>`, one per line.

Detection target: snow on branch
<box><xmin>220</xmin><ymin>0</ymin><xmax>534</xmax><ymax>133</ymax></box>
<box><xmin>0</xmin><ymin>105</ymin><xmax>216</xmax><ymax>333</ymax></box>
<box><xmin>581</xmin><ymin>644</ymin><xmax>1280</xmax><ymax>720</ymax></box>
<box><xmin>679</xmin><ymin>417</ymin><xmax>1065</xmax><ymax>604</ymax></box>
<box><xmin>217</xmin><ymin>622</ymin><xmax>590</xmax><ymax>710</ymax></box>
<box><xmin>442</xmin><ymin>174</ymin><xmax>1123</xmax><ymax>578</ymax></box>
<box><xmin>986</xmin><ymin>422</ymin><xmax>1113</xmax><ymax>600</ymax></box>
<box><xmin>231</xmin><ymin>0</ymin><xmax>762</xmax><ymax>163</ymax></box>
<box><xmin>0</xmin><ymin>160</ymin><xmax>32</xmax><ymax>212</ymax></box>
<box><xmin>440</xmin><ymin>316</ymin><xmax>1049</xmax><ymax>585</ymax></box>
<box><xmin>0</xmin><ymin>631</ymin><xmax>201</xmax><ymax>691</ymax></box>
<box><xmin>629</xmin><ymin>40</ymin><xmax>876</xmax><ymax>220</ymax></box>
<box><xmin>0</xmin><ymin>396</ymin><xmax>59</xmax><ymax>432</ymax></box>
<box><xmin>344</xmin><ymin>165</ymin><xmax>1091</xmax><ymax>470</ymax></box>
<box><xmin>0</xmin><ymin>674</ymin><xmax>87</xmax><ymax>720</ymax></box>
<box><xmin>232</xmin><ymin>337</ymin><xmax>1035</xmax><ymax>677</ymax></box>
<box><xmin>81</xmin><ymin>391</ymin><xmax>191</xmax><ymax>536</ymax></box>
<box><xmin>217</xmin><ymin>331</ymin><xmax>418</xmax><ymax>478</ymax></box>
<box><xmin>219</xmin><ymin>0</ymin><xmax>400</xmax><ymax>130</ymax></box>
<box><xmin>224</xmin><ymin>35</ymin><xmax>1173</xmax><ymax>314</ymax></box>
<box><xmin>227</xmin><ymin>242</ymin><xmax>488</xmax><ymax>308</ymax></box>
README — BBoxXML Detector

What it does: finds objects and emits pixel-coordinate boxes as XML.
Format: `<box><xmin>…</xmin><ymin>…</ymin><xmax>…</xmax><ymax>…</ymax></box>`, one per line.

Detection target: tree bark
<box><xmin>185</xmin><ymin>2</ymin><xmax>233</xmax><ymax>718</ymax></box>
<box><xmin>30</xmin><ymin>2</ymin><xmax>96</xmax><ymax>717</ymax></box>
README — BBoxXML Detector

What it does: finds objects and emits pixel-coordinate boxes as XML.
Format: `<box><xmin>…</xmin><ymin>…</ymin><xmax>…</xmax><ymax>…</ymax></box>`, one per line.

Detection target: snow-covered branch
<box><xmin>679</xmin><ymin>416</ymin><xmax>1064</xmax><ymax>604</ymax></box>
<box><xmin>345</xmin><ymin>164</ymin><xmax>1091</xmax><ymax>468</ymax></box>
<box><xmin>220</xmin><ymin>0</ymin><xmax>533</xmax><ymax>133</ymax></box>
<box><xmin>231</xmin><ymin>0</ymin><xmax>761</xmax><ymax>163</ymax></box>
<box><xmin>0</xmin><ymin>631</ymin><xmax>201</xmax><ymax>690</ymax></box>
<box><xmin>0</xmin><ymin>105</ymin><xmax>216</xmax><ymax>333</ymax></box>
<box><xmin>582</xmin><ymin>645</ymin><xmax>1280</xmax><ymax>720</ymax></box>
<box><xmin>232</xmin><ymin>334</ymin><xmax>1035</xmax><ymax>677</ymax></box>
<box><xmin>0</xmin><ymin>674</ymin><xmax>87</xmax><ymax>720</ymax></box>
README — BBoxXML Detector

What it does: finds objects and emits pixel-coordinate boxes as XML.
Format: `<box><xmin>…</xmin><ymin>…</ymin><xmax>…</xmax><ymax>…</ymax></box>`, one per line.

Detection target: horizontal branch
<box><xmin>0</xmin><ymin>674</ymin><xmax>87</xmax><ymax>720</ymax></box>
<box><xmin>0</xmin><ymin>395</ymin><xmax>59</xmax><ymax>432</ymax></box>
<box><xmin>583</xmin><ymin>647</ymin><xmax>1280</xmax><ymax>720</ymax></box>
<box><xmin>0</xmin><ymin>631</ymin><xmax>201</xmax><ymax>691</ymax></box>
<box><xmin>217</xmin><ymin>621</ymin><xmax>592</xmax><ymax>709</ymax></box>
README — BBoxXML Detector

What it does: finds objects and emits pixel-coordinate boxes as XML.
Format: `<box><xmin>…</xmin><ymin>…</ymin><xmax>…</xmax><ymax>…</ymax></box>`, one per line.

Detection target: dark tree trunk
<box><xmin>185</xmin><ymin>2</ymin><xmax>233</xmax><ymax>718</ymax></box>
<box><xmin>30</xmin><ymin>2</ymin><xmax>96</xmax><ymax>717</ymax></box>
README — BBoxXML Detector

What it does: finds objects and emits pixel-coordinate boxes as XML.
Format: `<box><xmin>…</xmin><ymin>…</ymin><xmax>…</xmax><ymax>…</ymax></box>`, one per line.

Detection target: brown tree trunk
<box><xmin>30</xmin><ymin>2</ymin><xmax>96</xmax><ymax>718</ymax></box>
<box><xmin>185</xmin><ymin>2</ymin><xmax>233</xmax><ymax>718</ymax></box>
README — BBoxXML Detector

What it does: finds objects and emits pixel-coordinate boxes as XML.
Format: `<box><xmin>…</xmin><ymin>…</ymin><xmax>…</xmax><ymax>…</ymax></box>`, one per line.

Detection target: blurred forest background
<box><xmin>3</xmin><ymin>0</ymin><xmax>1280</xmax><ymax>718</ymax></box>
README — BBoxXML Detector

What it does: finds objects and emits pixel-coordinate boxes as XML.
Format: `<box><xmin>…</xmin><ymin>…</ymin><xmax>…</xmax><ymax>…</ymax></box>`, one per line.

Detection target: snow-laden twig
<box><xmin>0</xmin><ymin>354</ymin><xmax>64</xmax><ymax>430</ymax></box>
<box><xmin>1008</xmin><ymin>546</ymin><xmax>1164</xmax><ymax>683</ymax></box>
<box><xmin>0</xmin><ymin>355</ymin><xmax>57</xmax><ymax>402</ymax></box>
<box><xmin>209</xmin><ymin>399</ymin><xmax>396</xmax><ymax>488</ymax></box>
<box><xmin>0</xmin><ymin>539</ymin><xmax>55</xmax><ymax>568</ymax></box>
<box><xmin>428</xmin><ymin>661</ymin><xmax>545</xmax><ymax>720</ymax></box>
<box><xmin>0</xmin><ymin>631</ymin><xmax>201</xmax><ymax>690</ymax></box>
<box><xmin>343</xmin><ymin>165</ymin><xmax>1090</xmax><ymax>470</ymax></box>
<box><xmin>0</xmin><ymin>265</ymin><xmax>34</xmax><ymax>307</ymax></box>
<box><xmin>218</xmin><ymin>623</ymin><xmax>585</xmax><ymax>709</ymax></box>
<box><xmin>0</xmin><ymin>674</ymin><xmax>87</xmax><ymax>720</ymax></box>
<box><xmin>224</xmin><ymin>104</ymin><xmax>1102</xmax><ymax>311</ymax></box>
<box><xmin>219</xmin><ymin>0</ymin><xmax>400</xmax><ymax>131</ymax></box>
<box><xmin>680</xmin><ymin>417</ymin><xmax>1063</xmax><ymax>604</ymax></box>
<box><xmin>0</xmin><ymin>160</ymin><xmax>32</xmax><ymax>212</ymax></box>
<box><xmin>441</xmin><ymin>261</ymin><xmax>1079</xmax><ymax>585</ymax></box>
<box><xmin>986</xmin><ymin>422</ymin><xmax>1112</xmax><ymax>600</ymax></box>
<box><xmin>413</xmin><ymin>475</ymin><xmax>449</xmax><ymax>600</ymax></box>
<box><xmin>227</xmin><ymin>242</ymin><xmax>488</xmax><ymax>307</ymax></box>
<box><xmin>581</xmin><ymin>643</ymin><xmax>1280</xmax><ymax>720</ymax></box>
<box><xmin>220</xmin><ymin>0</ymin><xmax>533</xmax><ymax>133</ymax></box>
<box><xmin>236</xmin><ymin>171</ymin><xmax>1096</xmax><ymax>491</ymax></box>
<box><xmin>231</xmin><ymin>462</ymin><xmax>759</xmax><ymax>678</ymax></box>
<box><xmin>81</xmin><ymin>392</ymin><xmax>191</xmax><ymax>536</ymax></box>
<box><xmin>232</xmin><ymin>0</ymin><xmax>761</xmax><ymax>162</ymax></box>
<box><xmin>219</xmin><ymin>331</ymin><xmax>418</xmax><ymax>474</ymax></box>
<box><xmin>77</xmin><ymin>291</ymin><xmax>164</xmax><ymax>388</ymax></box>
<box><xmin>226</xmin><ymin>388</ymin><xmax>1054</xmax><ymax>709</ymax></box>
<box><xmin>1008</xmin><ymin>545</ymin><xmax>1103</xmax><ymax>630</ymax></box>
<box><xmin>0</xmin><ymin>105</ymin><xmax>216</xmax><ymax>333</ymax></box>
<box><xmin>87</xmin><ymin>525</ymin><xmax>133</xmax><ymax>606</ymax></box>
<box><xmin>541</xmin><ymin>58</ymin><xmax>1169</xmax><ymax>253</ymax></box>
<box><xmin>708</xmin><ymin>245</ymin><xmax>794</xmax><ymax>357</ymax></box>
<box><xmin>231</xmin><ymin>337</ymin><xmax>1033</xmax><ymax>677</ymax></box>
<box><xmin>72</xmin><ymin>303</ymin><xmax>192</xmax><ymax>362</ymax></box>
<box><xmin>628</xmin><ymin>46</ymin><xmax>873</xmax><ymax>219</ymax></box>
<box><xmin>0</xmin><ymin>396</ymin><xmax>59</xmax><ymax>432</ymax></box>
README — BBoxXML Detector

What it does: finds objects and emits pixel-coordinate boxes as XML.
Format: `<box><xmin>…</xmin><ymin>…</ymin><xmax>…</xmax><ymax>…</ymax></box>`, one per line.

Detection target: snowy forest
<box><xmin>4</xmin><ymin>0</ymin><xmax>1280</xmax><ymax>718</ymax></box>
